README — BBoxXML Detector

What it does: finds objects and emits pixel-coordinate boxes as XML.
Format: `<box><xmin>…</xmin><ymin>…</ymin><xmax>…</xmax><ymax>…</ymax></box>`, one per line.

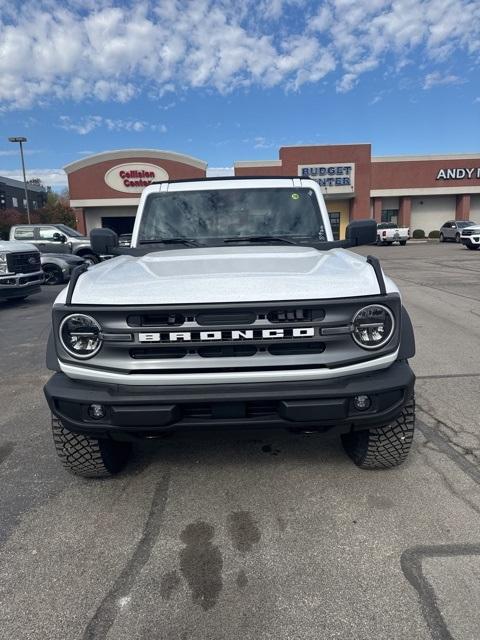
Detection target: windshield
<box><xmin>56</xmin><ymin>224</ymin><xmax>83</xmax><ymax>237</ymax></box>
<box><xmin>139</xmin><ymin>188</ymin><xmax>326</xmax><ymax>242</ymax></box>
<box><xmin>458</xmin><ymin>221</ymin><xmax>477</xmax><ymax>228</ymax></box>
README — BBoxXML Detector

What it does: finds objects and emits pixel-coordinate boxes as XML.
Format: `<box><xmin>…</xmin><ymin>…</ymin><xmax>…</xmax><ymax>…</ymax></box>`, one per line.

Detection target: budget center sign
<box><xmin>299</xmin><ymin>163</ymin><xmax>355</xmax><ymax>195</ymax></box>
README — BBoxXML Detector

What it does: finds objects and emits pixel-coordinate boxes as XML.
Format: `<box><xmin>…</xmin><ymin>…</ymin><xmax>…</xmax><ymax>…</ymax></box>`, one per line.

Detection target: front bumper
<box><xmin>461</xmin><ymin>235</ymin><xmax>480</xmax><ymax>247</ymax></box>
<box><xmin>0</xmin><ymin>270</ymin><xmax>44</xmax><ymax>297</ymax></box>
<box><xmin>44</xmin><ymin>360</ymin><xmax>415</xmax><ymax>439</ymax></box>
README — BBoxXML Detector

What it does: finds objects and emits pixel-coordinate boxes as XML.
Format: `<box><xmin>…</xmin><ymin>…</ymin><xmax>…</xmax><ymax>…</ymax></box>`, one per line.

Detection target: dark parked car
<box><xmin>439</xmin><ymin>220</ymin><xmax>477</xmax><ymax>243</ymax></box>
<box><xmin>41</xmin><ymin>253</ymin><xmax>86</xmax><ymax>285</ymax></box>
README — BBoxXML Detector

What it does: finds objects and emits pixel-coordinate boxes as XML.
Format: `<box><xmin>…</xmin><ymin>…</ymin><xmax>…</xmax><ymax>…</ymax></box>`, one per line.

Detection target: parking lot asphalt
<box><xmin>0</xmin><ymin>241</ymin><xmax>479</xmax><ymax>640</ymax></box>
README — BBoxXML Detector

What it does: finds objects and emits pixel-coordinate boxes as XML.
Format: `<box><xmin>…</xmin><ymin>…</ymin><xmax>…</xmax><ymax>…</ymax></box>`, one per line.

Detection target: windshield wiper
<box><xmin>139</xmin><ymin>238</ymin><xmax>199</xmax><ymax>247</ymax></box>
<box><xmin>223</xmin><ymin>235</ymin><xmax>299</xmax><ymax>245</ymax></box>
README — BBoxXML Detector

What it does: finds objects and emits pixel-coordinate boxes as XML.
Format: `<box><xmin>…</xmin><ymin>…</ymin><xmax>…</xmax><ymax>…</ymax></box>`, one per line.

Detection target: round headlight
<box><xmin>59</xmin><ymin>314</ymin><xmax>102</xmax><ymax>359</ymax></box>
<box><xmin>352</xmin><ymin>305</ymin><xmax>394</xmax><ymax>350</ymax></box>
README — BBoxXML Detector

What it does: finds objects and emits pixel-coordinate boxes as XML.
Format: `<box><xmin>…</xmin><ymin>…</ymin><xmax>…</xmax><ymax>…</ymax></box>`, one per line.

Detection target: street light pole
<box><xmin>8</xmin><ymin>136</ymin><xmax>31</xmax><ymax>224</ymax></box>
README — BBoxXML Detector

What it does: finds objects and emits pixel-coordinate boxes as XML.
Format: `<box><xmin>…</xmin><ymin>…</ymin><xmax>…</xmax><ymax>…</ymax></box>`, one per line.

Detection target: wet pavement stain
<box><xmin>236</xmin><ymin>569</ymin><xmax>248</xmax><ymax>589</ymax></box>
<box><xmin>0</xmin><ymin>441</ymin><xmax>15</xmax><ymax>466</ymax></box>
<box><xmin>160</xmin><ymin>570</ymin><xmax>181</xmax><ymax>600</ymax></box>
<box><xmin>227</xmin><ymin>511</ymin><xmax>261</xmax><ymax>553</ymax></box>
<box><xmin>276</xmin><ymin>516</ymin><xmax>287</xmax><ymax>532</ymax></box>
<box><xmin>261</xmin><ymin>444</ymin><xmax>281</xmax><ymax>455</ymax></box>
<box><xmin>367</xmin><ymin>495</ymin><xmax>395</xmax><ymax>509</ymax></box>
<box><xmin>179</xmin><ymin>521</ymin><xmax>223</xmax><ymax>611</ymax></box>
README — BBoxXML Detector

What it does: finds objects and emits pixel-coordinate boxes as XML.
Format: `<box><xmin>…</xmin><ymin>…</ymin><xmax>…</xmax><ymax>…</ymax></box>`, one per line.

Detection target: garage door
<box><xmin>410</xmin><ymin>196</ymin><xmax>456</xmax><ymax>235</ymax></box>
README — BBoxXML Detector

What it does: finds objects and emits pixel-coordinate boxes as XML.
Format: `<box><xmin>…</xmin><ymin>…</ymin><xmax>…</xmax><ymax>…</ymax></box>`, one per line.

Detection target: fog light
<box><xmin>88</xmin><ymin>403</ymin><xmax>106</xmax><ymax>420</ymax></box>
<box><xmin>353</xmin><ymin>395</ymin><xmax>371</xmax><ymax>411</ymax></box>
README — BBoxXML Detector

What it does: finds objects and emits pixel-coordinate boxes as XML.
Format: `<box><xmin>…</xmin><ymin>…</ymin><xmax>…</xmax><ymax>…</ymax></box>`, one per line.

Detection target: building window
<box><xmin>32</xmin><ymin>200</ymin><xmax>38</xmax><ymax>209</ymax></box>
<box><xmin>328</xmin><ymin>212</ymin><xmax>341</xmax><ymax>240</ymax></box>
<box><xmin>381</xmin><ymin>209</ymin><xmax>398</xmax><ymax>224</ymax></box>
<box><xmin>12</xmin><ymin>197</ymin><xmax>18</xmax><ymax>208</ymax></box>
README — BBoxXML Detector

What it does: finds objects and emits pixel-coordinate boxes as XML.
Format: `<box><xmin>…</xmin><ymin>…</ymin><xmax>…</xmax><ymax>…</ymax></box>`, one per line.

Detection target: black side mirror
<box><xmin>345</xmin><ymin>219</ymin><xmax>377</xmax><ymax>247</ymax></box>
<box><xmin>90</xmin><ymin>228</ymin><xmax>119</xmax><ymax>255</ymax></box>
<box><xmin>53</xmin><ymin>232</ymin><xmax>66</xmax><ymax>243</ymax></box>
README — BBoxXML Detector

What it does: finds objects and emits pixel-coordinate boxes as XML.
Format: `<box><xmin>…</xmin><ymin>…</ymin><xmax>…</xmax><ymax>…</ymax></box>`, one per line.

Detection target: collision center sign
<box><xmin>298</xmin><ymin>163</ymin><xmax>355</xmax><ymax>195</ymax></box>
<box><xmin>104</xmin><ymin>163</ymin><xmax>169</xmax><ymax>193</ymax></box>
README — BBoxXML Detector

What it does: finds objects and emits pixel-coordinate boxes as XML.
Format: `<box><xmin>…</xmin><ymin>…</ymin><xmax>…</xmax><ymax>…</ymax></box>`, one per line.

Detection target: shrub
<box><xmin>0</xmin><ymin>209</ymin><xmax>26</xmax><ymax>240</ymax></box>
<box><xmin>428</xmin><ymin>229</ymin><xmax>440</xmax><ymax>239</ymax></box>
<box><xmin>412</xmin><ymin>229</ymin><xmax>425</xmax><ymax>239</ymax></box>
<box><xmin>0</xmin><ymin>199</ymin><xmax>76</xmax><ymax>240</ymax></box>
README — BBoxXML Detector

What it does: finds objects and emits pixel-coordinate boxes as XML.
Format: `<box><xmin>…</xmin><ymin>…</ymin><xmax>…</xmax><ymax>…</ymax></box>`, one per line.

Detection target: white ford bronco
<box><xmin>44</xmin><ymin>177</ymin><xmax>415</xmax><ymax>477</ymax></box>
<box><xmin>0</xmin><ymin>240</ymin><xmax>44</xmax><ymax>301</ymax></box>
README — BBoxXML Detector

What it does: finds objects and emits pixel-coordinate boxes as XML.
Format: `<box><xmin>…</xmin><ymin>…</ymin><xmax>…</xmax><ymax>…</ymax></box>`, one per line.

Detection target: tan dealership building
<box><xmin>65</xmin><ymin>145</ymin><xmax>480</xmax><ymax>239</ymax></box>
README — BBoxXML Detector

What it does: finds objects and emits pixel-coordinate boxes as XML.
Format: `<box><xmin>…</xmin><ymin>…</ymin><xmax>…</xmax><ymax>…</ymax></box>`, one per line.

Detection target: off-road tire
<box><xmin>466</xmin><ymin>244</ymin><xmax>479</xmax><ymax>250</ymax></box>
<box><xmin>51</xmin><ymin>415</ymin><xmax>131</xmax><ymax>477</ymax></box>
<box><xmin>78</xmin><ymin>253</ymin><xmax>99</xmax><ymax>266</ymax></box>
<box><xmin>341</xmin><ymin>398</ymin><xmax>415</xmax><ymax>469</ymax></box>
<box><xmin>439</xmin><ymin>233</ymin><xmax>445</xmax><ymax>242</ymax></box>
<box><xmin>455</xmin><ymin>233</ymin><xmax>461</xmax><ymax>243</ymax></box>
<box><xmin>400</xmin><ymin>240</ymin><xmax>407</xmax><ymax>246</ymax></box>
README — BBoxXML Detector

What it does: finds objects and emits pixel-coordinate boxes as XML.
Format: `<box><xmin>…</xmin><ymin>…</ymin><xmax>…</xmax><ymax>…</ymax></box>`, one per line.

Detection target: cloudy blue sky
<box><xmin>0</xmin><ymin>0</ymin><xmax>479</xmax><ymax>190</ymax></box>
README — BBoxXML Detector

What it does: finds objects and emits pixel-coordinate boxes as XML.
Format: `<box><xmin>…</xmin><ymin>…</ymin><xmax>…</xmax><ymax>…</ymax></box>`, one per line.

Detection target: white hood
<box><xmin>0</xmin><ymin>240</ymin><xmax>39</xmax><ymax>253</ymax></box>
<box><xmin>56</xmin><ymin>246</ymin><xmax>397</xmax><ymax>306</ymax></box>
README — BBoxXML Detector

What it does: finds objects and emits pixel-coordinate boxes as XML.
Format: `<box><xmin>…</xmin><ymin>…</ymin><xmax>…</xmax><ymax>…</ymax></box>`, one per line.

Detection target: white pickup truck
<box><xmin>0</xmin><ymin>240</ymin><xmax>44</xmax><ymax>301</ymax></box>
<box><xmin>376</xmin><ymin>222</ymin><xmax>409</xmax><ymax>246</ymax></box>
<box><xmin>44</xmin><ymin>177</ymin><xmax>416</xmax><ymax>478</ymax></box>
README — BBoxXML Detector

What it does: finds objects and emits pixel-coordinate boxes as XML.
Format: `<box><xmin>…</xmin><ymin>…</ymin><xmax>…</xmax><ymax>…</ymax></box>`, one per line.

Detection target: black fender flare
<box><xmin>46</xmin><ymin>329</ymin><xmax>60</xmax><ymax>372</ymax></box>
<box><xmin>398</xmin><ymin>306</ymin><xmax>415</xmax><ymax>359</ymax></box>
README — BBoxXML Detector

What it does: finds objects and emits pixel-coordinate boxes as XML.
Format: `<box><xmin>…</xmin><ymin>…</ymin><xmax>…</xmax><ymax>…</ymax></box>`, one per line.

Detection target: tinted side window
<box><xmin>443</xmin><ymin>222</ymin><xmax>451</xmax><ymax>228</ymax></box>
<box><xmin>14</xmin><ymin>227</ymin><xmax>34</xmax><ymax>240</ymax></box>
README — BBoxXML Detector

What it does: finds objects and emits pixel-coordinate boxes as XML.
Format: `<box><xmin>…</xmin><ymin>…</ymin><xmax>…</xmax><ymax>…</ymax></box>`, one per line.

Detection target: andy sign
<box><xmin>436</xmin><ymin>167</ymin><xmax>480</xmax><ymax>180</ymax></box>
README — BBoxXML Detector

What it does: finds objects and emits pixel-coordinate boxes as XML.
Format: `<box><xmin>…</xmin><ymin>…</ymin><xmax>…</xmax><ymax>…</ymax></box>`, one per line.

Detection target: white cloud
<box><xmin>58</xmin><ymin>115</ymin><xmax>167</xmax><ymax>135</ymax></box>
<box><xmin>423</xmin><ymin>72</ymin><xmax>464</xmax><ymax>89</ymax></box>
<box><xmin>0</xmin><ymin>168</ymin><xmax>67</xmax><ymax>189</ymax></box>
<box><xmin>0</xmin><ymin>148</ymin><xmax>41</xmax><ymax>156</ymax></box>
<box><xmin>0</xmin><ymin>0</ymin><xmax>478</xmax><ymax>109</ymax></box>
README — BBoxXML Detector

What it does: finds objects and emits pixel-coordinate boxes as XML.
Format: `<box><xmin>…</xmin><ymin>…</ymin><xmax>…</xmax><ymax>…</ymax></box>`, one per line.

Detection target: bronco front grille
<box><xmin>6</xmin><ymin>252</ymin><xmax>41</xmax><ymax>274</ymax></box>
<box><xmin>53</xmin><ymin>295</ymin><xmax>402</xmax><ymax>374</ymax></box>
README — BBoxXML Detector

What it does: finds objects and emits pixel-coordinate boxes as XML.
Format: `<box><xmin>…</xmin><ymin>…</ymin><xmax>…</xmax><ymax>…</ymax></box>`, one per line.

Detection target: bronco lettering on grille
<box><xmin>138</xmin><ymin>327</ymin><xmax>315</xmax><ymax>343</ymax></box>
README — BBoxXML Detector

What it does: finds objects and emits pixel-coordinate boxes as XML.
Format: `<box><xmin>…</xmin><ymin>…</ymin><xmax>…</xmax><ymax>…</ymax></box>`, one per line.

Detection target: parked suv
<box><xmin>439</xmin><ymin>220</ymin><xmax>477</xmax><ymax>243</ymax></box>
<box><xmin>44</xmin><ymin>177</ymin><xmax>416</xmax><ymax>478</ymax></box>
<box><xmin>9</xmin><ymin>224</ymin><xmax>99</xmax><ymax>265</ymax></box>
<box><xmin>0</xmin><ymin>241</ymin><xmax>44</xmax><ymax>301</ymax></box>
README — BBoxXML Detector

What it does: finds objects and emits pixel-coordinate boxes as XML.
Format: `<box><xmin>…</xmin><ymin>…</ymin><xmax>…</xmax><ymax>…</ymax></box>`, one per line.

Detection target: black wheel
<box><xmin>455</xmin><ymin>233</ymin><xmax>461</xmax><ymax>243</ymax></box>
<box><xmin>341</xmin><ymin>398</ymin><xmax>415</xmax><ymax>469</ymax></box>
<box><xmin>466</xmin><ymin>244</ymin><xmax>479</xmax><ymax>250</ymax></box>
<box><xmin>439</xmin><ymin>233</ymin><xmax>445</xmax><ymax>242</ymax></box>
<box><xmin>51</xmin><ymin>415</ymin><xmax>131</xmax><ymax>478</ymax></box>
<box><xmin>79</xmin><ymin>253</ymin><xmax>99</xmax><ymax>266</ymax></box>
<box><xmin>43</xmin><ymin>265</ymin><xmax>64</xmax><ymax>285</ymax></box>
<box><xmin>400</xmin><ymin>240</ymin><xmax>407</xmax><ymax>246</ymax></box>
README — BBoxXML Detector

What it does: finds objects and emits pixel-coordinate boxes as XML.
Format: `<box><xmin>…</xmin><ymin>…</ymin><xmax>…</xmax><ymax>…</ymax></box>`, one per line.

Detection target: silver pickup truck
<box><xmin>0</xmin><ymin>240</ymin><xmax>44</xmax><ymax>301</ymax></box>
<box><xmin>44</xmin><ymin>177</ymin><xmax>416</xmax><ymax>478</ymax></box>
